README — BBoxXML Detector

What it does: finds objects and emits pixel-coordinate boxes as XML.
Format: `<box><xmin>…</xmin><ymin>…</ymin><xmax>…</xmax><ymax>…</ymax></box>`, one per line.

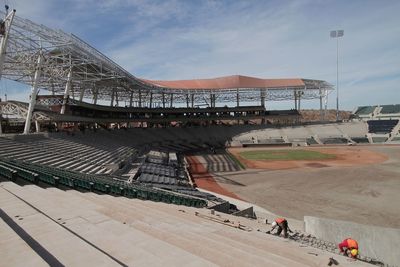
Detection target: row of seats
<box><xmin>380</xmin><ymin>105</ymin><xmax>400</xmax><ymax>114</ymax></box>
<box><xmin>0</xmin><ymin>157</ymin><xmax>206</xmax><ymax>208</ymax></box>
<box><xmin>139</xmin><ymin>162</ymin><xmax>177</xmax><ymax>177</ymax></box>
<box><xmin>133</xmin><ymin>151</ymin><xmax>226</xmax><ymax>203</ymax></box>
<box><xmin>354</xmin><ymin>106</ymin><xmax>376</xmax><ymax>115</ymax></box>
<box><xmin>306</xmin><ymin>137</ymin><xmax>318</xmax><ymax>145</ymax></box>
<box><xmin>257</xmin><ymin>138</ymin><xmax>286</xmax><ymax>144</ymax></box>
<box><xmin>137</xmin><ymin>151</ymin><xmax>191</xmax><ymax>186</ymax></box>
<box><xmin>353</xmin><ymin>104</ymin><xmax>400</xmax><ymax>117</ymax></box>
<box><xmin>142</xmin><ymin>184</ymin><xmax>224</xmax><ymax>202</ymax></box>
<box><xmin>137</xmin><ymin>173</ymin><xmax>188</xmax><ymax>186</ymax></box>
<box><xmin>0</xmin><ymin>136</ymin><xmax>135</xmax><ymax>175</ymax></box>
<box><xmin>367</xmin><ymin>120</ymin><xmax>399</xmax><ymax>134</ymax></box>
<box><xmin>350</xmin><ymin>137</ymin><xmax>369</xmax><ymax>143</ymax></box>
<box><xmin>320</xmin><ymin>137</ymin><xmax>349</xmax><ymax>144</ymax></box>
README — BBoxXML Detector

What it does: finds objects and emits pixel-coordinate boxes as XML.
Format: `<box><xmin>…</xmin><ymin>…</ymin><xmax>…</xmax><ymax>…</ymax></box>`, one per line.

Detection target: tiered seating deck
<box><xmin>0</xmin><ymin>157</ymin><xmax>206</xmax><ymax>208</ymax></box>
<box><xmin>367</xmin><ymin>120</ymin><xmax>399</xmax><ymax>134</ymax></box>
<box><xmin>354</xmin><ymin>106</ymin><xmax>376</xmax><ymax>115</ymax></box>
<box><xmin>380</xmin><ymin>104</ymin><xmax>400</xmax><ymax>114</ymax></box>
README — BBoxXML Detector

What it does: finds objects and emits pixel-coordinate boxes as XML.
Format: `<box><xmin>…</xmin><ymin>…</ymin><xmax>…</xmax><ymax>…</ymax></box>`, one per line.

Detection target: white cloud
<box><xmin>2</xmin><ymin>0</ymin><xmax>400</xmax><ymax>110</ymax></box>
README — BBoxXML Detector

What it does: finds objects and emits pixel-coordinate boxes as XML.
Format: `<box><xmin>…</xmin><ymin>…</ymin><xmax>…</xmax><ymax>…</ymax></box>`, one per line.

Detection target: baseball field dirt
<box><xmin>191</xmin><ymin>145</ymin><xmax>400</xmax><ymax>228</ymax></box>
<box><xmin>186</xmin><ymin>155</ymin><xmax>243</xmax><ymax>200</ymax></box>
<box><xmin>229</xmin><ymin>146</ymin><xmax>388</xmax><ymax>170</ymax></box>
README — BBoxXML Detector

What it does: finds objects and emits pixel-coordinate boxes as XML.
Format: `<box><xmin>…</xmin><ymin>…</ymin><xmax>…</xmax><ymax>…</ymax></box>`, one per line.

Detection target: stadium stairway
<box><xmin>0</xmin><ymin>179</ymin><xmax>369</xmax><ymax>267</ymax></box>
<box><xmin>312</xmin><ymin>135</ymin><xmax>323</xmax><ymax>145</ymax></box>
<box><xmin>194</xmin><ymin>152</ymin><xmax>241</xmax><ymax>173</ymax></box>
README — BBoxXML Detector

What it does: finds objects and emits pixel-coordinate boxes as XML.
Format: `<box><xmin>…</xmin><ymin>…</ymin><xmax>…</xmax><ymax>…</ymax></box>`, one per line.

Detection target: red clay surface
<box><xmin>228</xmin><ymin>146</ymin><xmax>388</xmax><ymax>170</ymax></box>
<box><xmin>186</xmin><ymin>155</ymin><xmax>242</xmax><ymax>200</ymax></box>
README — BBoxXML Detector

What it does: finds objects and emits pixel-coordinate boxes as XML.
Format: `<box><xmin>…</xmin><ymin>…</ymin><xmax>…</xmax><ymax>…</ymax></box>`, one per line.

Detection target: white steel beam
<box><xmin>79</xmin><ymin>88</ymin><xmax>85</xmax><ymax>101</ymax></box>
<box><xmin>23</xmin><ymin>52</ymin><xmax>44</xmax><ymax>134</ymax></box>
<box><xmin>60</xmin><ymin>68</ymin><xmax>72</xmax><ymax>114</ymax></box>
<box><xmin>0</xmin><ymin>9</ymin><xmax>16</xmax><ymax>79</ymax></box>
<box><xmin>35</xmin><ymin>120</ymin><xmax>40</xmax><ymax>132</ymax></box>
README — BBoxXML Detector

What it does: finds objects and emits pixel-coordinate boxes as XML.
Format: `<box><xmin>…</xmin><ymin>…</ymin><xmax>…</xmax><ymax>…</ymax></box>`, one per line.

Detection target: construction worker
<box><xmin>338</xmin><ymin>238</ymin><xmax>359</xmax><ymax>258</ymax></box>
<box><xmin>270</xmin><ymin>218</ymin><xmax>292</xmax><ymax>238</ymax></box>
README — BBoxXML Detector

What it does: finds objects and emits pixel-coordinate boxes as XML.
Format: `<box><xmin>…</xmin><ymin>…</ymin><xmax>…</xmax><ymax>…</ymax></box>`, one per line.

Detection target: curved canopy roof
<box><xmin>142</xmin><ymin>75</ymin><xmax>306</xmax><ymax>90</ymax></box>
<box><xmin>1</xmin><ymin>10</ymin><xmax>333</xmax><ymax>104</ymax></box>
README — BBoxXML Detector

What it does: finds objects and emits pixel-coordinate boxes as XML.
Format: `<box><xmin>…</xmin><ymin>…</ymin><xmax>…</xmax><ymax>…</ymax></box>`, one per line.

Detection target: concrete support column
<box><xmin>191</xmin><ymin>94</ymin><xmax>195</xmax><ymax>108</ymax></box>
<box><xmin>138</xmin><ymin>89</ymin><xmax>142</xmax><ymax>108</ymax></box>
<box><xmin>110</xmin><ymin>90</ymin><xmax>115</xmax><ymax>106</ymax></box>
<box><xmin>294</xmin><ymin>91</ymin><xmax>298</xmax><ymax>110</ymax></box>
<box><xmin>236</xmin><ymin>89</ymin><xmax>240</xmax><ymax>107</ymax></box>
<box><xmin>210</xmin><ymin>93</ymin><xmax>215</xmax><ymax>108</ymax></box>
<box><xmin>149</xmin><ymin>92</ymin><xmax>153</xmax><ymax>108</ymax></box>
<box><xmin>35</xmin><ymin>120</ymin><xmax>40</xmax><ymax>133</ymax></box>
<box><xmin>260</xmin><ymin>90</ymin><xmax>265</xmax><ymax>107</ymax></box>
<box><xmin>93</xmin><ymin>88</ymin><xmax>98</xmax><ymax>105</ymax></box>
<box><xmin>60</xmin><ymin>68</ymin><xmax>72</xmax><ymax>114</ymax></box>
<box><xmin>298</xmin><ymin>93</ymin><xmax>301</xmax><ymax>111</ymax></box>
<box><xmin>170</xmin><ymin>93</ymin><xmax>173</xmax><ymax>107</ymax></box>
<box><xmin>324</xmin><ymin>89</ymin><xmax>328</xmax><ymax>120</ymax></box>
<box><xmin>162</xmin><ymin>92</ymin><xmax>165</xmax><ymax>108</ymax></box>
<box><xmin>115</xmin><ymin>91</ymin><xmax>119</xmax><ymax>107</ymax></box>
<box><xmin>319</xmin><ymin>87</ymin><xmax>323</xmax><ymax>121</ymax></box>
<box><xmin>79</xmin><ymin>88</ymin><xmax>85</xmax><ymax>102</ymax></box>
<box><xmin>186</xmin><ymin>94</ymin><xmax>189</xmax><ymax>108</ymax></box>
<box><xmin>261</xmin><ymin>90</ymin><xmax>266</xmax><ymax>125</ymax></box>
<box><xmin>24</xmin><ymin>53</ymin><xmax>44</xmax><ymax>134</ymax></box>
<box><xmin>129</xmin><ymin>91</ymin><xmax>134</xmax><ymax>107</ymax></box>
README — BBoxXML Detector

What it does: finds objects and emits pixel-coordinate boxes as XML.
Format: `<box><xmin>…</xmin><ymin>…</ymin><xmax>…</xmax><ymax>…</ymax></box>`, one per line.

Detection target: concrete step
<box><xmin>0</xmin><ymin>181</ymin><xmax>214</xmax><ymax>267</ymax></box>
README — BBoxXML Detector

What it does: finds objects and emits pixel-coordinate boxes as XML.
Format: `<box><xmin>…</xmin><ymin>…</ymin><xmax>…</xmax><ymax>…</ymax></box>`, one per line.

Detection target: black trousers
<box><xmin>276</xmin><ymin>220</ymin><xmax>288</xmax><ymax>237</ymax></box>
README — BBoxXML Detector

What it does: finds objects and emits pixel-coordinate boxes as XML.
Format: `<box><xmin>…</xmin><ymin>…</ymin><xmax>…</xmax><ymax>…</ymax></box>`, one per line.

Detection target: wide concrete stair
<box><xmin>0</xmin><ymin>179</ymin><xmax>369</xmax><ymax>267</ymax></box>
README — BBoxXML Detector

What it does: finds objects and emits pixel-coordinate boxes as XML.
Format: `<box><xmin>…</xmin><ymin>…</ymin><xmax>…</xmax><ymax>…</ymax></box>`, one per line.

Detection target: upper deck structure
<box><xmin>0</xmin><ymin>9</ymin><xmax>333</xmax><ymax>133</ymax></box>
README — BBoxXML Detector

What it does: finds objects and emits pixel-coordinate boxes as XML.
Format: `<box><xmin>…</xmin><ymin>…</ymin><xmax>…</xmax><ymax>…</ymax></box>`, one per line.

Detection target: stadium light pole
<box><xmin>330</xmin><ymin>29</ymin><xmax>343</xmax><ymax>121</ymax></box>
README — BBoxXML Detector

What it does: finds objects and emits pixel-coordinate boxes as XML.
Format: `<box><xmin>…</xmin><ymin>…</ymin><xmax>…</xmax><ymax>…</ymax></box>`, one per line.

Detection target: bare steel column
<box><xmin>0</xmin><ymin>9</ymin><xmax>16</xmax><ymax>79</ymax></box>
<box><xmin>60</xmin><ymin>68</ymin><xmax>72</xmax><ymax>114</ymax></box>
<box><xmin>24</xmin><ymin>52</ymin><xmax>44</xmax><ymax>134</ymax></box>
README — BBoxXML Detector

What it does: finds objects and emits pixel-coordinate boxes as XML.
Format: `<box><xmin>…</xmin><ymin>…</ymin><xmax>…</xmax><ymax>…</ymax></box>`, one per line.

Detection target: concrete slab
<box><xmin>0</xmin><ymin>180</ymin><xmax>371</xmax><ymax>267</ymax></box>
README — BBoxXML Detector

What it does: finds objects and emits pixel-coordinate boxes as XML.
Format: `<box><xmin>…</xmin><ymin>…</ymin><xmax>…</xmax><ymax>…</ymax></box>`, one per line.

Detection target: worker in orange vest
<box><xmin>338</xmin><ymin>238</ymin><xmax>359</xmax><ymax>258</ymax></box>
<box><xmin>270</xmin><ymin>218</ymin><xmax>292</xmax><ymax>238</ymax></box>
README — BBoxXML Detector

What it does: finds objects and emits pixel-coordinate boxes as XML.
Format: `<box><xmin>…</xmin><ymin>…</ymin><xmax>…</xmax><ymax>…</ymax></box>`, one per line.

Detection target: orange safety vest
<box><xmin>346</xmin><ymin>239</ymin><xmax>358</xmax><ymax>249</ymax></box>
<box><xmin>275</xmin><ymin>218</ymin><xmax>286</xmax><ymax>224</ymax></box>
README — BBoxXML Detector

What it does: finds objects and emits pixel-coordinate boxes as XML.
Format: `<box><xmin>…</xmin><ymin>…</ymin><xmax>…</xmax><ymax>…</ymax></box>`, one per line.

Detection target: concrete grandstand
<box><xmin>0</xmin><ymin>7</ymin><xmax>399</xmax><ymax>267</ymax></box>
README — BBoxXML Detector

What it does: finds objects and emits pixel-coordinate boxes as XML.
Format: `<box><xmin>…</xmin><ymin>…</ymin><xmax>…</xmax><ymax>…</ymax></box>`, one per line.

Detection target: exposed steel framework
<box><xmin>0</xmin><ymin>9</ymin><xmax>334</xmax><ymax>133</ymax></box>
<box><xmin>0</xmin><ymin>10</ymin><xmax>333</xmax><ymax>105</ymax></box>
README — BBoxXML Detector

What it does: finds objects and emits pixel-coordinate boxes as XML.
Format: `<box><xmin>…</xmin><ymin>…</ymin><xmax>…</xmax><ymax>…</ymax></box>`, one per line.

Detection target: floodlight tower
<box><xmin>330</xmin><ymin>29</ymin><xmax>344</xmax><ymax>121</ymax></box>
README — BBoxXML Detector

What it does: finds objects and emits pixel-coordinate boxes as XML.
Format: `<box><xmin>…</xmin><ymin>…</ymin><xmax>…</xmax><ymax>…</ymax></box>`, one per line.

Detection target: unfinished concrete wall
<box><xmin>304</xmin><ymin>216</ymin><xmax>400</xmax><ymax>267</ymax></box>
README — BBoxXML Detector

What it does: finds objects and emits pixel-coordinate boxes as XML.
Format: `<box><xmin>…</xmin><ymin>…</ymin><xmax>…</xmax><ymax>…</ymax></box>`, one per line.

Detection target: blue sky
<box><xmin>1</xmin><ymin>0</ymin><xmax>399</xmax><ymax>110</ymax></box>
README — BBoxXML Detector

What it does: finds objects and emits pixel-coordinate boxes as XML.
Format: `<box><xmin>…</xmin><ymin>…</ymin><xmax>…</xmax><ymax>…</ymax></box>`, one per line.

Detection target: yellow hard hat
<box><xmin>351</xmin><ymin>249</ymin><xmax>358</xmax><ymax>257</ymax></box>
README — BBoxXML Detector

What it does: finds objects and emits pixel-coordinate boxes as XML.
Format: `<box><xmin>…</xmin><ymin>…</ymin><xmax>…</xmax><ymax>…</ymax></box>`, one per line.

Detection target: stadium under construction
<box><xmin>0</xmin><ymin>7</ymin><xmax>400</xmax><ymax>267</ymax></box>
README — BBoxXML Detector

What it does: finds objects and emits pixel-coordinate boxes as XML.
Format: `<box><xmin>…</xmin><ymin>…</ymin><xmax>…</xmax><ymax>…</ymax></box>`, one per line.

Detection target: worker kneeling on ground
<box><xmin>270</xmin><ymin>218</ymin><xmax>292</xmax><ymax>238</ymax></box>
<box><xmin>338</xmin><ymin>238</ymin><xmax>358</xmax><ymax>259</ymax></box>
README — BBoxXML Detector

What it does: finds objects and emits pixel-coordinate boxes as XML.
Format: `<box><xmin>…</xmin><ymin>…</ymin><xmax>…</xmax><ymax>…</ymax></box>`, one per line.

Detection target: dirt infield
<box><xmin>185</xmin><ymin>146</ymin><xmax>400</xmax><ymax>228</ymax></box>
<box><xmin>216</xmin><ymin>145</ymin><xmax>400</xmax><ymax>228</ymax></box>
<box><xmin>186</xmin><ymin>155</ymin><xmax>242</xmax><ymax>200</ymax></box>
<box><xmin>229</xmin><ymin>146</ymin><xmax>388</xmax><ymax>170</ymax></box>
